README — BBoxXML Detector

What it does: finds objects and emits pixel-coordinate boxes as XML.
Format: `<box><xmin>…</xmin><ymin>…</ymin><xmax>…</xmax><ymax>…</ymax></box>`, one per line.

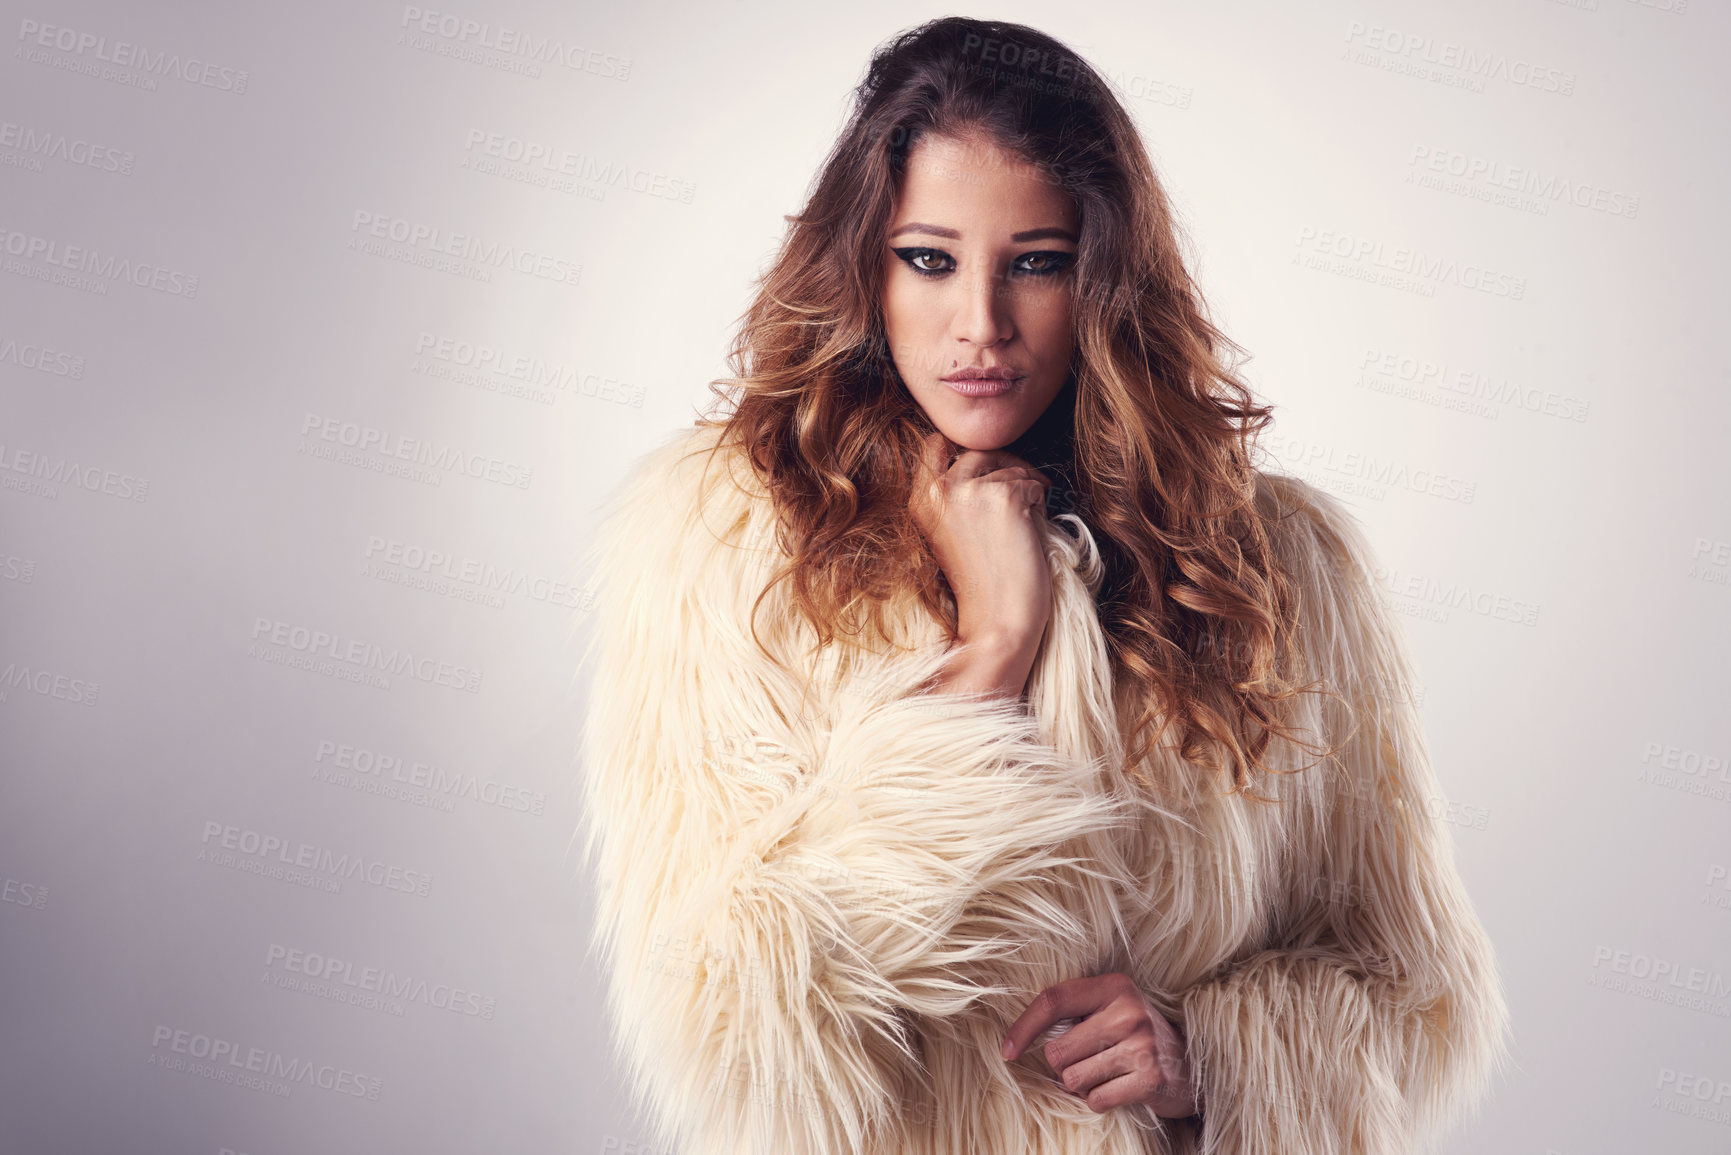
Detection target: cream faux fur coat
<box><xmin>577</xmin><ymin>421</ymin><xmax>1509</xmax><ymax>1155</ymax></box>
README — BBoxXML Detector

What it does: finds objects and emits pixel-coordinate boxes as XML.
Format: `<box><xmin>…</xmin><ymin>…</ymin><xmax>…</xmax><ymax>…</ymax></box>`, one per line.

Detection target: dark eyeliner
<box><xmin>891</xmin><ymin>246</ymin><xmax>953</xmax><ymax>276</ymax></box>
<box><xmin>1014</xmin><ymin>251</ymin><xmax>1076</xmax><ymax>276</ymax></box>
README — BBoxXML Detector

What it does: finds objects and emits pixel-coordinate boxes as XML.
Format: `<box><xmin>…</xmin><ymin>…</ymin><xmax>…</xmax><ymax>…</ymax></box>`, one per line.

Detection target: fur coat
<box><xmin>577</xmin><ymin>421</ymin><xmax>1510</xmax><ymax>1155</ymax></box>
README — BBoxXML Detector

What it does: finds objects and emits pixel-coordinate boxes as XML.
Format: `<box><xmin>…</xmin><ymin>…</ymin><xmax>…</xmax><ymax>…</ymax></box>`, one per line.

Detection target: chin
<box><xmin>913</xmin><ymin>388</ymin><xmax>1036</xmax><ymax>451</ymax></box>
<box><xmin>929</xmin><ymin>413</ymin><xmax>1032</xmax><ymax>452</ymax></box>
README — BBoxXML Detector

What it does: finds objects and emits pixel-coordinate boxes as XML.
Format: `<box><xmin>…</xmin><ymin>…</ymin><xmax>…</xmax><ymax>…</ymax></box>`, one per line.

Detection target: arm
<box><xmin>1175</xmin><ymin>476</ymin><xmax>1511</xmax><ymax>1155</ymax></box>
<box><xmin>577</xmin><ymin>428</ymin><xmax>1135</xmax><ymax>1154</ymax></box>
<box><xmin>927</xmin><ymin>628</ymin><xmax>1041</xmax><ymax>701</ymax></box>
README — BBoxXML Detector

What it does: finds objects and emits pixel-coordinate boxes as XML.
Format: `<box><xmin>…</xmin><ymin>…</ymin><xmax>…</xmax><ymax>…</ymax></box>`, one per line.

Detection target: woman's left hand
<box><xmin>1001</xmin><ymin>972</ymin><xmax>1201</xmax><ymax>1118</ymax></box>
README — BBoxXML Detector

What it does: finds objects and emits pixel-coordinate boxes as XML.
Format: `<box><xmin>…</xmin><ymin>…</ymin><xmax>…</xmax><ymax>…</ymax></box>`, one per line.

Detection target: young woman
<box><xmin>578</xmin><ymin>16</ymin><xmax>1509</xmax><ymax>1155</ymax></box>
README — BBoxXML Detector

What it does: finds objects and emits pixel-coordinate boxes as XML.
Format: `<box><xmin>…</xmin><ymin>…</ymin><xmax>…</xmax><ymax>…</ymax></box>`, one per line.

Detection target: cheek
<box><xmin>1018</xmin><ymin>289</ymin><xmax>1074</xmax><ymax>363</ymax></box>
<box><xmin>883</xmin><ymin>275</ymin><xmax>941</xmax><ymax>355</ymax></box>
<box><xmin>881</xmin><ymin>275</ymin><xmax>909</xmax><ymax>340</ymax></box>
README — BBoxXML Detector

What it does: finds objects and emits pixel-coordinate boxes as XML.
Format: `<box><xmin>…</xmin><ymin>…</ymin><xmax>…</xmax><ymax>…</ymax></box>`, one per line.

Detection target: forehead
<box><xmin>894</xmin><ymin>133</ymin><xmax>1076</xmax><ymax>230</ymax></box>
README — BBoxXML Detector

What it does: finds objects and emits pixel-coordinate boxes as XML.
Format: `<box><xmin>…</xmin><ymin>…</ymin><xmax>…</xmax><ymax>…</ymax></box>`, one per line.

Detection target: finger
<box><xmin>949</xmin><ymin>447</ymin><xmax>1034</xmax><ymax>481</ymax></box>
<box><xmin>1053</xmin><ymin>1040</ymin><xmax>1157</xmax><ymax>1110</ymax></box>
<box><xmin>918</xmin><ymin>429</ymin><xmax>956</xmax><ymax>476</ymax></box>
<box><xmin>1089</xmin><ymin>1068</ymin><xmax>1178</xmax><ymax>1116</ymax></box>
<box><xmin>957</xmin><ymin>477</ymin><xmax>1049</xmax><ymax>519</ymax></box>
<box><xmin>1001</xmin><ymin>977</ymin><xmax>1113</xmax><ymax>1061</ymax></box>
<box><xmin>1146</xmin><ymin>1078</ymin><xmax>1202</xmax><ymax>1119</ymax></box>
<box><xmin>1014</xmin><ymin>477</ymin><xmax>1051</xmax><ymax>513</ymax></box>
<box><xmin>949</xmin><ymin>470</ymin><xmax>1049</xmax><ymax>512</ymax></box>
<box><xmin>970</xmin><ymin>464</ymin><xmax>1051</xmax><ymax>489</ymax></box>
<box><xmin>1037</xmin><ymin>1001</ymin><xmax>1134</xmax><ymax>1072</ymax></box>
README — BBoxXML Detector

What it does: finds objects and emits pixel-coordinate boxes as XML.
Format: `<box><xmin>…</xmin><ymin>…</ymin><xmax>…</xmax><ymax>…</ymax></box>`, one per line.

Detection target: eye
<box><xmin>891</xmin><ymin>247</ymin><xmax>954</xmax><ymax>276</ymax></box>
<box><xmin>1014</xmin><ymin>251</ymin><xmax>1076</xmax><ymax>276</ymax></box>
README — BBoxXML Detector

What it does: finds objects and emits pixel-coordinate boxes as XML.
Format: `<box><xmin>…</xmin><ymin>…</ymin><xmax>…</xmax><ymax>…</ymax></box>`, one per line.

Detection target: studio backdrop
<box><xmin>1</xmin><ymin>1</ymin><xmax>1726</xmax><ymax>1152</ymax></box>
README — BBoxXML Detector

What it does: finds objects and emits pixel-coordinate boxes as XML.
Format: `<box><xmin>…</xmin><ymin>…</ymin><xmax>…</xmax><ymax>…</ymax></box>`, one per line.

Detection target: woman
<box><xmin>577</xmin><ymin>16</ymin><xmax>1509</xmax><ymax>1155</ymax></box>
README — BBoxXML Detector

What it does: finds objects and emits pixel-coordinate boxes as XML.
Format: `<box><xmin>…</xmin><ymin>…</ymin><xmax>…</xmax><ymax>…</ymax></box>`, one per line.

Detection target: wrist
<box><xmin>955</xmin><ymin>612</ymin><xmax>1044</xmax><ymax>654</ymax></box>
<box><xmin>935</xmin><ymin>629</ymin><xmax>1041</xmax><ymax>701</ymax></box>
<box><xmin>959</xmin><ymin>624</ymin><xmax>1039</xmax><ymax>655</ymax></box>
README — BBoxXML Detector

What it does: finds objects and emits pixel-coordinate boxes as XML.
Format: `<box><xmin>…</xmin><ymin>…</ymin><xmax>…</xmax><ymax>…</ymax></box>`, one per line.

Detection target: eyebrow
<box><xmin>887</xmin><ymin>222</ymin><xmax>1078</xmax><ymax>243</ymax></box>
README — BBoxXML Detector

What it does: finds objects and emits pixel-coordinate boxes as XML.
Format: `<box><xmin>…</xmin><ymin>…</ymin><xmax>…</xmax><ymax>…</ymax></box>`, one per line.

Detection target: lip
<box><xmin>940</xmin><ymin>367</ymin><xmax>1023</xmax><ymax>398</ymax></box>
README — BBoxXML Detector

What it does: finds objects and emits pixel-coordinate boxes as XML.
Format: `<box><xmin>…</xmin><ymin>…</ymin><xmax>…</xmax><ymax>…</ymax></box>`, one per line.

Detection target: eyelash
<box><xmin>890</xmin><ymin>247</ymin><xmax>1076</xmax><ymax>278</ymax></box>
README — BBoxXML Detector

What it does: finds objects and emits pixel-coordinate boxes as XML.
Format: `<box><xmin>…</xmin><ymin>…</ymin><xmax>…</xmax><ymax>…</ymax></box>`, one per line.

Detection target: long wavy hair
<box><xmin>693</xmin><ymin>16</ymin><xmax>1334</xmax><ymax>799</ymax></box>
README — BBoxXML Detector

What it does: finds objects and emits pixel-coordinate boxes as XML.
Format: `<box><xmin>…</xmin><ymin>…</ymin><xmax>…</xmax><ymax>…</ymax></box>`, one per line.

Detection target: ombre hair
<box><xmin>692</xmin><ymin>16</ymin><xmax>1331</xmax><ymax>798</ymax></box>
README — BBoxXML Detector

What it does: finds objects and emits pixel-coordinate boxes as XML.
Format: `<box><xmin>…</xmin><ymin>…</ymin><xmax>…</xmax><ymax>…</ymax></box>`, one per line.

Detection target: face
<box><xmin>881</xmin><ymin>132</ymin><xmax>1079</xmax><ymax>452</ymax></box>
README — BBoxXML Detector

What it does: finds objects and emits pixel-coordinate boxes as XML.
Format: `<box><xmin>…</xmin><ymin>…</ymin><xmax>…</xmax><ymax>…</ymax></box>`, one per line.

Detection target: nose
<box><xmin>949</xmin><ymin>263</ymin><xmax>1012</xmax><ymax>347</ymax></box>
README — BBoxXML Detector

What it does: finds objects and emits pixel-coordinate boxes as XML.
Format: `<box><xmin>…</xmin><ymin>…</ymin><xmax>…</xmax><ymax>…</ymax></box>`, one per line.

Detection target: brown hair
<box><xmin>692</xmin><ymin>16</ymin><xmax>1329</xmax><ymax>798</ymax></box>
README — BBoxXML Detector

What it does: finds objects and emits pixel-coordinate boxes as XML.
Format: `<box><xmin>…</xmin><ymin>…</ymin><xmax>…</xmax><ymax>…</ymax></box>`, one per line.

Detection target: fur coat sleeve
<box><xmin>1168</xmin><ymin>473</ymin><xmax>1512</xmax><ymax>1155</ymax></box>
<box><xmin>576</xmin><ymin>423</ymin><xmax>1509</xmax><ymax>1155</ymax></box>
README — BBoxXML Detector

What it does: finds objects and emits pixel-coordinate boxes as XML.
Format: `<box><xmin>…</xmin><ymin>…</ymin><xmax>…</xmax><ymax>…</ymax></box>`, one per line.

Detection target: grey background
<box><xmin>1</xmin><ymin>1</ymin><xmax>1726</xmax><ymax>1152</ymax></box>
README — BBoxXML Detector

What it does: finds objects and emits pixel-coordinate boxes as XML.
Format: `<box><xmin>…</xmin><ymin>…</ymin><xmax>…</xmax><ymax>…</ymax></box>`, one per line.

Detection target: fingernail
<box><xmin>1001</xmin><ymin>1039</ymin><xmax>1015</xmax><ymax>1060</ymax></box>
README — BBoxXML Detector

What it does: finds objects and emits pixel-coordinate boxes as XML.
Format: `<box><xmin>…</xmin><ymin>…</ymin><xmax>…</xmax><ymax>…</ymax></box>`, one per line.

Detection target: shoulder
<box><xmin>587</xmin><ymin>421</ymin><xmax>774</xmax><ymax>572</ymax></box>
<box><xmin>1252</xmin><ymin>470</ymin><xmax>1380</xmax><ymax>591</ymax></box>
<box><xmin>597</xmin><ymin>421</ymin><xmax>760</xmax><ymax>526</ymax></box>
<box><xmin>1250</xmin><ymin>469</ymin><xmax>1407</xmax><ymax>696</ymax></box>
<box><xmin>1251</xmin><ymin>468</ymin><xmax>1392</xmax><ymax>634</ymax></box>
<box><xmin>578</xmin><ymin>420</ymin><xmax>802</xmax><ymax>677</ymax></box>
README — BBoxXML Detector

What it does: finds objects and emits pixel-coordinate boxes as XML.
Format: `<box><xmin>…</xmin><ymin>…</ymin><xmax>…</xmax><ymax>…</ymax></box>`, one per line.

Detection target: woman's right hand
<box><xmin>909</xmin><ymin>430</ymin><xmax>1055</xmax><ymax>699</ymax></box>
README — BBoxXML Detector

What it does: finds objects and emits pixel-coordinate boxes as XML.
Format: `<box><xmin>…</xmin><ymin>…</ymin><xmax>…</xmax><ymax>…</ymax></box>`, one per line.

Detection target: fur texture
<box><xmin>577</xmin><ymin>422</ymin><xmax>1510</xmax><ymax>1154</ymax></box>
